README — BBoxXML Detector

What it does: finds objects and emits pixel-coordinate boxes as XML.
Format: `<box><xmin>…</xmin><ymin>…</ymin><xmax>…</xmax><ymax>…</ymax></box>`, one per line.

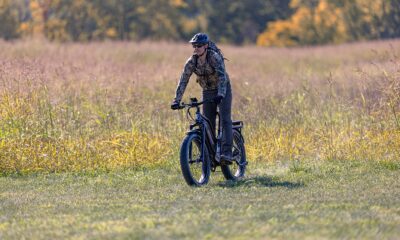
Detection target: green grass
<box><xmin>1</xmin><ymin>39</ymin><xmax>399</xmax><ymax>239</ymax></box>
<box><xmin>1</xmin><ymin>160</ymin><xmax>399</xmax><ymax>239</ymax></box>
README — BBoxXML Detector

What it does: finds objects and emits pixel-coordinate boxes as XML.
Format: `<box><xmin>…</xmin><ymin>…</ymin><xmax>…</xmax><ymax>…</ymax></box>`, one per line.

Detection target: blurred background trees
<box><xmin>0</xmin><ymin>0</ymin><xmax>399</xmax><ymax>46</ymax></box>
<box><xmin>257</xmin><ymin>0</ymin><xmax>400</xmax><ymax>46</ymax></box>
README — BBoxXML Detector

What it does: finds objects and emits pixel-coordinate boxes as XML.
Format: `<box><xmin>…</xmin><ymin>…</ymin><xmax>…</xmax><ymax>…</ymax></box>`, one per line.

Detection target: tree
<box><xmin>1</xmin><ymin>0</ymin><xmax>398</xmax><ymax>45</ymax></box>
<box><xmin>0</xmin><ymin>0</ymin><xmax>21</xmax><ymax>40</ymax></box>
<box><xmin>257</xmin><ymin>0</ymin><xmax>346</xmax><ymax>46</ymax></box>
<box><xmin>257</xmin><ymin>0</ymin><xmax>400</xmax><ymax>47</ymax></box>
<box><xmin>333</xmin><ymin>0</ymin><xmax>400</xmax><ymax>41</ymax></box>
<box><xmin>201</xmin><ymin>0</ymin><xmax>292</xmax><ymax>44</ymax></box>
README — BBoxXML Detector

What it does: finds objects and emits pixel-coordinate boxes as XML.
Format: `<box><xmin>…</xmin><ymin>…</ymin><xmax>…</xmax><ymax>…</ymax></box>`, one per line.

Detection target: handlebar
<box><xmin>174</xmin><ymin>98</ymin><xmax>218</xmax><ymax>123</ymax></box>
<box><xmin>178</xmin><ymin>98</ymin><xmax>214</xmax><ymax>109</ymax></box>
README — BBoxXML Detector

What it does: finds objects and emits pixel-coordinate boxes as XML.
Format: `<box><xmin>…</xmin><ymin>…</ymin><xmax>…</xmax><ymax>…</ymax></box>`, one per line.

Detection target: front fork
<box><xmin>201</xmin><ymin>126</ymin><xmax>207</xmax><ymax>167</ymax></box>
<box><xmin>189</xmin><ymin>123</ymin><xmax>208</xmax><ymax>167</ymax></box>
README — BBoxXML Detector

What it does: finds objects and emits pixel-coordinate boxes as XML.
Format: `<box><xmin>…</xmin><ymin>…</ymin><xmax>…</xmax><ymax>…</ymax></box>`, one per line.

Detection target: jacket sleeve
<box><xmin>174</xmin><ymin>56</ymin><xmax>195</xmax><ymax>102</ymax></box>
<box><xmin>209</xmin><ymin>52</ymin><xmax>228</xmax><ymax>98</ymax></box>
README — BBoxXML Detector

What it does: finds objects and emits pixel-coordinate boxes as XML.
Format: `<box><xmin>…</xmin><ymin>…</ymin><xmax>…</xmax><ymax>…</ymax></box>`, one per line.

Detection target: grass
<box><xmin>0</xmin><ymin>39</ymin><xmax>399</xmax><ymax>172</ymax></box>
<box><xmin>1</xmin><ymin>160</ymin><xmax>399</xmax><ymax>239</ymax></box>
<box><xmin>0</xmin><ymin>39</ymin><xmax>400</xmax><ymax>238</ymax></box>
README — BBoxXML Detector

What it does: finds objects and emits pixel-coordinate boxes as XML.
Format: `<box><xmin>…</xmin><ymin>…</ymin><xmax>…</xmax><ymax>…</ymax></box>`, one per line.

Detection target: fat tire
<box><xmin>221</xmin><ymin>129</ymin><xmax>246</xmax><ymax>180</ymax></box>
<box><xmin>180</xmin><ymin>133</ymin><xmax>211</xmax><ymax>186</ymax></box>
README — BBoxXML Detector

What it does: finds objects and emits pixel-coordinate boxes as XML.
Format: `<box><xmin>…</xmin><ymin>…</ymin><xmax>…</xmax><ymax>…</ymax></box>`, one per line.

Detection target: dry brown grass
<box><xmin>0</xmin><ymin>39</ymin><xmax>399</xmax><ymax>173</ymax></box>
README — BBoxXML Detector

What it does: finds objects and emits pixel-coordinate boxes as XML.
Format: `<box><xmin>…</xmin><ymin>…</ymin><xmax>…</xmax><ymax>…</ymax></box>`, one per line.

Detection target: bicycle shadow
<box><xmin>217</xmin><ymin>176</ymin><xmax>303</xmax><ymax>189</ymax></box>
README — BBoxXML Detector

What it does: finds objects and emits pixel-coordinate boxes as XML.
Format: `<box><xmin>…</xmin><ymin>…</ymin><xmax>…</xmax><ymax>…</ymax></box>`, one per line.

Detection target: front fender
<box><xmin>186</xmin><ymin>128</ymin><xmax>201</xmax><ymax>135</ymax></box>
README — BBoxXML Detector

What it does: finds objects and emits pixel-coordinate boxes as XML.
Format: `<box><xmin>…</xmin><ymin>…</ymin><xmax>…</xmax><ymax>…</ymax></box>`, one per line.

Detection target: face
<box><xmin>192</xmin><ymin>43</ymin><xmax>207</xmax><ymax>56</ymax></box>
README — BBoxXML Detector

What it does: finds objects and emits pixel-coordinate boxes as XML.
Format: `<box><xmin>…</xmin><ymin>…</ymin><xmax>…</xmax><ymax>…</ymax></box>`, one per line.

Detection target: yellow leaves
<box><xmin>29</xmin><ymin>0</ymin><xmax>40</xmax><ymax>10</ymax></box>
<box><xmin>292</xmin><ymin>7</ymin><xmax>311</xmax><ymax>27</ymax></box>
<box><xmin>257</xmin><ymin>21</ymin><xmax>297</xmax><ymax>47</ymax></box>
<box><xmin>284</xmin><ymin>0</ymin><xmax>397</xmax><ymax>46</ymax></box>
<box><xmin>257</xmin><ymin>0</ymin><xmax>347</xmax><ymax>47</ymax></box>
<box><xmin>170</xmin><ymin>0</ymin><xmax>187</xmax><ymax>8</ymax></box>
<box><xmin>27</xmin><ymin>0</ymin><xmax>45</xmax><ymax>37</ymax></box>
<box><xmin>136</xmin><ymin>6</ymin><xmax>146</xmax><ymax>14</ymax></box>
<box><xmin>316</xmin><ymin>0</ymin><xmax>328</xmax><ymax>12</ymax></box>
<box><xmin>355</xmin><ymin>0</ymin><xmax>384</xmax><ymax>17</ymax></box>
<box><xmin>182</xmin><ymin>19</ymin><xmax>198</xmax><ymax>34</ymax></box>
<box><xmin>106</xmin><ymin>28</ymin><xmax>117</xmax><ymax>38</ymax></box>
<box><xmin>312</xmin><ymin>0</ymin><xmax>347</xmax><ymax>43</ymax></box>
<box><xmin>18</xmin><ymin>22</ymin><xmax>30</xmax><ymax>33</ymax></box>
<box><xmin>44</xmin><ymin>18</ymin><xmax>69</xmax><ymax>41</ymax></box>
<box><xmin>289</xmin><ymin>0</ymin><xmax>301</xmax><ymax>9</ymax></box>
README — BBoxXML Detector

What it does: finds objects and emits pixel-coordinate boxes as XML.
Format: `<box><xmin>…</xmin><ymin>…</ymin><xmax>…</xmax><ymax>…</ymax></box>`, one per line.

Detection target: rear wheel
<box><xmin>180</xmin><ymin>133</ymin><xmax>211</xmax><ymax>186</ymax></box>
<box><xmin>221</xmin><ymin>129</ymin><xmax>246</xmax><ymax>180</ymax></box>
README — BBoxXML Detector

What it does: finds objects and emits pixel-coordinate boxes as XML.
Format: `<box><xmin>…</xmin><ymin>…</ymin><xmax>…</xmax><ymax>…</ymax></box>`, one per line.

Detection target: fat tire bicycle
<box><xmin>176</xmin><ymin>97</ymin><xmax>247</xmax><ymax>186</ymax></box>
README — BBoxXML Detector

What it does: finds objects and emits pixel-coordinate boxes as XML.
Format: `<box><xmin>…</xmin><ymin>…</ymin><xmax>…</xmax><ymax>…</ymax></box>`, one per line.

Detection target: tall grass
<box><xmin>0</xmin><ymin>39</ymin><xmax>399</xmax><ymax>174</ymax></box>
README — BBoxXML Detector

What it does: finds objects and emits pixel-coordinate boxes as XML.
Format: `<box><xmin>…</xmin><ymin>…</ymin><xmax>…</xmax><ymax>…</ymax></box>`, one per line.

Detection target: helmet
<box><xmin>189</xmin><ymin>33</ymin><xmax>209</xmax><ymax>44</ymax></box>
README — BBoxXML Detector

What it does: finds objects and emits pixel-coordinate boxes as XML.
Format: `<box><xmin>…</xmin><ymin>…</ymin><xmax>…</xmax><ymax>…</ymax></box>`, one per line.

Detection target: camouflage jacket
<box><xmin>174</xmin><ymin>49</ymin><xmax>230</xmax><ymax>102</ymax></box>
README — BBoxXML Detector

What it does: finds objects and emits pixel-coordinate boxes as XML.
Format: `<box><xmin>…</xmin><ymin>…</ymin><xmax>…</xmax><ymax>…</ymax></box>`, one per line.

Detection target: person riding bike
<box><xmin>171</xmin><ymin>33</ymin><xmax>233</xmax><ymax>165</ymax></box>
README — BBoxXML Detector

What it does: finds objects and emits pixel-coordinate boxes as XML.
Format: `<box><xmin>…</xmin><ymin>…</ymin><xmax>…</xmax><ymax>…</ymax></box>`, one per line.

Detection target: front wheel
<box><xmin>180</xmin><ymin>133</ymin><xmax>211</xmax><ymax>186</ymax></box>
<box><xmin>221</xmin><ymin>129</ymin><xmax>247</xmax><ymax>180</ymax></box>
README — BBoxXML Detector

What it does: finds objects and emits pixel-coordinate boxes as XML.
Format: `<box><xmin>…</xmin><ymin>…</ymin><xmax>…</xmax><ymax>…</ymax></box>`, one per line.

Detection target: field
<box><xmin>0</xmin><ymin>39</ymin><xmax>400</xmax><ymax>239</ymax></box>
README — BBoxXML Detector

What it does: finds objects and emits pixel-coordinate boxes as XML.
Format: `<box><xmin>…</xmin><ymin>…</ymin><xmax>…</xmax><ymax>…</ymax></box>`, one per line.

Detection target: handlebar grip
<box><xmin>178</xmin><ymin>99</ymin><xmax>211</xmax><ymax>108</ymax></box>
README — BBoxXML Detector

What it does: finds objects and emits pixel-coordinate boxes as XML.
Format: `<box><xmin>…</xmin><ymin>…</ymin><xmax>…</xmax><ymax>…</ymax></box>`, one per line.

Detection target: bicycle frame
<box><xmin>187</xmin><ymin>102</ymin><xmax>218</xmax><ymax>167</ymax></box>
<box><xmin>182</xmin><ymin>98</ymin><xmax>244</xmax><ymax>170</ymax></box>
<box><xmin>177</xmin><ymin>98</ymin><xmax>247</xmax><ymax>185</ymax></box>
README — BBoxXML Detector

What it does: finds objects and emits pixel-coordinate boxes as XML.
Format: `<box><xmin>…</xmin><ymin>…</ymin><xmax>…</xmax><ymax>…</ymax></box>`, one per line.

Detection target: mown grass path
<box><xmin>1</xmin><ymin>160</ymin><xmax>399</xmax><ymax>239</ymax></box>
<box><xmin>0</xmin><ymin>161</ymin><xmax>400</xmax><ymax>239</ymax></box>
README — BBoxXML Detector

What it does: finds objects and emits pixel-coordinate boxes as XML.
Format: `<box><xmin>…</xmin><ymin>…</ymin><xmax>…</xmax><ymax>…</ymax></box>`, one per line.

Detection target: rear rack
<box><xmin>232</xmin><ymin>121</ymin><xmax>243</xmax><ymax>129</ymax></box>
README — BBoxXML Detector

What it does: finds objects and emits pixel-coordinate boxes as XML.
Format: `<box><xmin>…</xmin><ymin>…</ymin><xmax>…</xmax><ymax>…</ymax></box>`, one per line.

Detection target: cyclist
<box><xmin>171</xmin><ymin>33</ymin><xmax>233</xmax><ymax>165</ymax></box>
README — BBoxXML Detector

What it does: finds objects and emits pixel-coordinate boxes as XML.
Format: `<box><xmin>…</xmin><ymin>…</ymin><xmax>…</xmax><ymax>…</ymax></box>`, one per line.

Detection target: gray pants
<box><xmin>202</xmin><ymin>82</ymin><xmax>232</xmax><ymax>158</ymax></box>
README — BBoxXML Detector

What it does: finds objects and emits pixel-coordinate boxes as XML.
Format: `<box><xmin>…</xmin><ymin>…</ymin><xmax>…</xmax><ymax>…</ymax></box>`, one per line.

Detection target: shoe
<box><xmin>220</xmin><ymin>154</ymin><xmax>232</xmax><ymax>165</ymax></box>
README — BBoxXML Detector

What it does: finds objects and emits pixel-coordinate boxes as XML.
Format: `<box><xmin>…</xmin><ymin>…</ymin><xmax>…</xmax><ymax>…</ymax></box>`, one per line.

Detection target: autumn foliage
<box><xmin>1</xmin><ymin>0</ymin><xmax>399</xmax><ymax>46</ymax></box>
<box><xmin>257</xmin><ymin>0</ymin><xmax>400</xmax><ymax>46</ymax></box>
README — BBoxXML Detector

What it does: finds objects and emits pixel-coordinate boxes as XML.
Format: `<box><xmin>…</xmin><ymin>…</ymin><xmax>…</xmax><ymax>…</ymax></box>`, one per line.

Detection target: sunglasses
<box><xmin>192</xmin><ymin>44</ymin><xmax>205</xmax><ymax>49</ymax></box>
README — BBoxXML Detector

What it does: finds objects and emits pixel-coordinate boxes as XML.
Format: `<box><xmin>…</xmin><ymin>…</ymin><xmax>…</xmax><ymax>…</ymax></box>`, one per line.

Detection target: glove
<box><xmin>214</xmin><ymin>95</ymin><xmax>223</xmax><ymax>104</ymax></box>
<box><xmin>171</xmin><ymin>100</ymin><xmax>180</xmax><ymax>110</ymax></box>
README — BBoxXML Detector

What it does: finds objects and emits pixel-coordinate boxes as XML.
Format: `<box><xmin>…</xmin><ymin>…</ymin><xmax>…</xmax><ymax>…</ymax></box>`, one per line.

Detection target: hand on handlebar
<box><xmin>171</xmin><ymin>97</ymin><xmax>214</xmax><ymax>110</ymax></box>
<box><xmin>171</xmin><ymin>100</ymin><xmax>180</xmax><ymax>110</ymax></box>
